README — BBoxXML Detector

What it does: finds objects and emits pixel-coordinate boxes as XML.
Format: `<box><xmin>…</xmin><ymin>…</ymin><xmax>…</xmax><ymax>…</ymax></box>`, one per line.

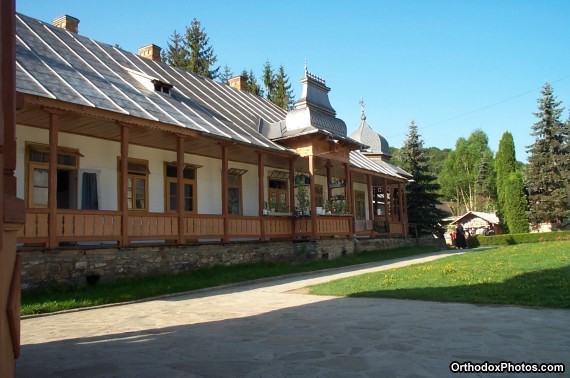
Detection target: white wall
<box><xmin>16</xmin><ymin>125</ymin><xmax>232</xmax><ymax>214</ymax></box>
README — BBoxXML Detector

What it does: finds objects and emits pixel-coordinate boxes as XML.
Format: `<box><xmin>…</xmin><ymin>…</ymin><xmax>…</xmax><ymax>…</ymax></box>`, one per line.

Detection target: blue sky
<box><xmin>16</xmin><ymin>0</ymin><xmax>570</xmax><ymax>162</ymax></box>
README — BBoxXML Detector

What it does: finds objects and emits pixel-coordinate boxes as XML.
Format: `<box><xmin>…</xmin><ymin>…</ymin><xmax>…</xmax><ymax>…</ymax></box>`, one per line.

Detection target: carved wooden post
<box><xmin>47</xmin><ymin>110</ymin><xmax>59</xmax><ymax>249</ymax></box>
<box><xmin>177</xmin><ymin>135</ymin><xmax>185</xmax><ymax>244</ymax></box>
<box><xmin>309</xmin><ymin>155</ymin><xmax>317</xmax><ymax>238</ymax></box>
<box><xmin>221</xmin><ymin>144</ymin><xmax>228</xmax><ymax>243</ymax></box>
<box><xmin>257</xmin><ymin>151</ymin><xmax>265</xmax><ymax>240</ymax></box>
<box><xmin>367</xmin><ymin>174</ymin><xmax>374</xmax><ymax>237</ymax></box>
<box><xmin>119</xmin><ymin>123</ymin><xmax>130</xmax><ymax>246</ymax></box>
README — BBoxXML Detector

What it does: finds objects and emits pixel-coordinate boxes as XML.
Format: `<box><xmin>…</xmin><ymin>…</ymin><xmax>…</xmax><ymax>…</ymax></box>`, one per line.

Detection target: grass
<box><xmin>21</xmin><ymin>245</ymin><xmax>439</xmax><ymax>316</ymax></box>
<box><xmin>308</xmin><ymin>241</ymin><xmax>570</xmax><ymax>308</ymax></box>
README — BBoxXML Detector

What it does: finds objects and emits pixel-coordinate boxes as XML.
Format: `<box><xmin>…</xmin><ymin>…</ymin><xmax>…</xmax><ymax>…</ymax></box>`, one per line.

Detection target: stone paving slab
<box><xmin>16</xmin><ymin>250</ymin><xmax>570</xmax><ymax>377</ymax></box>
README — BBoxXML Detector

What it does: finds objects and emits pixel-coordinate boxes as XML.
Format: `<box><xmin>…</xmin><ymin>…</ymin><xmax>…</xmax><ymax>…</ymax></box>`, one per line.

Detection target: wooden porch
<box><xmin>17</xmin><ymin>209</ymin><xmax>406</xmax><ymax>248</ymax></box>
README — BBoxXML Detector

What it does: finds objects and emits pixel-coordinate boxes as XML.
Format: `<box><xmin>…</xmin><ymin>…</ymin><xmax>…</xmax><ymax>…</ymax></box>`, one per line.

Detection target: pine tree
<box><xmin>504</xmin><ymin>171</ymin><xmax>529</xmax><ymax>233</ymax></box>
<box><xmin>262</xmin><ymin>60</ymin><xmax>275</xmax><ymax>101</ymax></box>
<box><xmin>400</xmin><ymin>121</ymin><xmax>448</xmax><ymax>235</ymax></box>
<box><xmin>495</xmin><ymin>131</ymin><xmax>517</xmax><ymax>232</ymax></box>
<box><xmin>218</xmin><ymin>65</ymin><xmax>233</xmax><ymax>85</ymax></box>
<box><xmin>241</xmin><ymin>69</ymin><xmax>263</xmax><ymax>97</ymax></box>
<box><xmin>525</xmin><ymin>83</ymin><xmax>570</xmax><ymax>228</ymax></box>
<box><xmin>164</xmin><ymin>30</ymin><xmax>189</xmax><ymax>69</ymax></box>
<box><xmin>184</xmin><ymin>18</ymin><xmax>219</xmax><ymax>79</ymax></box>
<box><xmin>272</xmin><ymin>65</ymin><xmax>294</xmax><ymax>110</ymax></box>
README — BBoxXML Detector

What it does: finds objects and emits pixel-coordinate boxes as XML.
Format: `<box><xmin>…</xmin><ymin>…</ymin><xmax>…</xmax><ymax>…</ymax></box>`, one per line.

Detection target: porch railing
<box><xmin>17</xmin><ymin>210</ymin><xmax>404</xmax><ymax>248</ymax></box>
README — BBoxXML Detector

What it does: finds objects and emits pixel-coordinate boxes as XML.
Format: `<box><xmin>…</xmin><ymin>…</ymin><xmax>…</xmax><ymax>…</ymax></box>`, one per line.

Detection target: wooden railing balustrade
<box><xmin>17</xmin><ymin>209</ymin><xmax>404</xmax><ymax>248</ymax></box>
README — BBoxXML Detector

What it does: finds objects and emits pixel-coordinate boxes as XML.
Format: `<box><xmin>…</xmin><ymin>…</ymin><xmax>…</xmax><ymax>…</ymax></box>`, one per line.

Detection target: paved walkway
<box><xmin>17</xmin><ymin>250</ymin><xmax>569</xmax><ymax>377</ymax></box>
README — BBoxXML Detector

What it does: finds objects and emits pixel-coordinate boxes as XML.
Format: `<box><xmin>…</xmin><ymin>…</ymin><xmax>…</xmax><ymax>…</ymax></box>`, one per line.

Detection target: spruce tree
<box><xmin>218</xmin><ymin>65</ymin><xmax>233</xmax><ymax>85</ymax></box>
<box><xmin>525</xmin><ymin>83</ymin><xmax>570</xmax><ymax>228</ymax></box>
<box><xmin>400</xmin><ymin>121</ymin><xmax>447</xmax><ymax>235</ymax></box>
<box><xmin>184</xmin><ymin>18</ymin><xmax>219</xmax><ymax>79</ymax></box>
<box><xmin>241</xmin><ymin>69</ymin><xmax>263</xmax><ymax>97</ymax></box>
<box><xmin>164</xmin><ymin>30</ymin><xmax>189</xmax><ymax>68</ymax></box>
<box><xmin>262</xmin><ymin>60</ymin><xmax>275</xmax><ymax>101</ymax></box>
<box><xmin>495</xmin><ymin>131</ymin><xmax>517</xmax><ymax>232</ymax></box>
<box><xmin>272</xmin><ymin>65</ymin><xmax>294</xmax><ymax>110</ymax></box>
<box><xmin>504</xmin><ymin>171</ymin><xmax>529</xmax><ymax>233</ymax></box>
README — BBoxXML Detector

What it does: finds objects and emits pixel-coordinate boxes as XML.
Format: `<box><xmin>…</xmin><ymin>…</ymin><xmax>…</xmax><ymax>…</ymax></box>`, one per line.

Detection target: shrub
<box><xmin>471</xmin><ymin>231</ymin><xmax>570</xmax><ymax>246</ymax></box>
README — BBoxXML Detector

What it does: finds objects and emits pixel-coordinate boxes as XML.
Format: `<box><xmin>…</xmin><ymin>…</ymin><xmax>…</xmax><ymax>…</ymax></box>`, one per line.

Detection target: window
<box><xmin>118</xmin><ymin>158</ymin><xmax>149</xmax><ymax>211</ymax></box>
<box><xmin>228</xmin><ymin>172</ymin><xmax>242</xmax><ymax>215</ymax></box>
<box><xmin>164</xmin><ymin>163</ymin><xmax>196</xmax><ymax>213</ymax></box>
<box><xmin>268</xmin><ymin>178</ymin><xmax>289</xmax><ymax>212</ymax></box>
<box><xmin>26</xmin><ymin>143</ymin><xmax>80</xmax><ymax>209</ymax></box>
<box><xmin>354</xmin><ymin>190</ymin><xmax>366</xmax><ymax>220</ymax></box>
<box><xmin>315</xmin><ymin>184</ymin><xmax>324</xmax><ymax>208</ymax></box>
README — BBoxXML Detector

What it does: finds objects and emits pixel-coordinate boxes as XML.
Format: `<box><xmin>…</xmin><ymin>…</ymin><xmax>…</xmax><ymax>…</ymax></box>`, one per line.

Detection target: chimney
<box><xmin>53</xmin><ymin>15</ymin><xmax>80</xmax><ymax>33</ymax></box>
<box><xmin>228</xmin><ymin>76</ymin><xmax>247</xmax><ymax>91</ymax></box>
<box><xmin>138</xmin><ymin>44</ymin><xmax>162</xmax><ymax>62</ymax></box>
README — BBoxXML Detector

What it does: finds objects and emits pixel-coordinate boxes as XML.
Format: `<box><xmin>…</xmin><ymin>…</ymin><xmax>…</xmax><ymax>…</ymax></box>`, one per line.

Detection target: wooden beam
<box><xmin>257</xmin><ymin>151</ymin><xmax>265</xmax><ymax>240</ymax></box>
<box><xmin>47</xmin><ymin>111</ymin><xmax>59</xmax><ymax>249</ymax></box>
<box><xmin>221</xmin><ymin>144</ymin><xmax>228</xmax><ymax>243</ymax></box>
<box><xmin>177</xmin><ymin>135</ymin><xmax>185</xmax><ymax>244</ymax></box>
<box><xmin>383</xmin><ymin>177</ymin><xmax>389</xmax><ymax>223</ymax></box>
<box><xmin>120</xmin><ymin>123</ymin><xmax>130</xmax><ymax>246</ymax></box>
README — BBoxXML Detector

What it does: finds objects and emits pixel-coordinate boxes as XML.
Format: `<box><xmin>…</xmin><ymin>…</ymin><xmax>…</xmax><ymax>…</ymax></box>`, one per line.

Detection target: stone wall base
<box><xmin>19</xmin><ymin>237</ymin><xmax>446</xmax><ymax>291</ymax></box>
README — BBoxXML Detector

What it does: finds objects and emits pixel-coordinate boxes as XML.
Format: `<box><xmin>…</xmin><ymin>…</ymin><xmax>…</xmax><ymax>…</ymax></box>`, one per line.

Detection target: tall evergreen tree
<box><xmin>400</xmin><ymin>121</ymin><xmax>447</xmax><ymax>235</ymax></box>
<box><xmin>272</xmin><ymin>65</ymin><xmax>294</xmax><ymax>110</ymax></box>
<box><xmin>495</xmin><ymin>131</ymin><xmax>517</xmax><ymax>232</ymax></box>
<box><xmin>218</xmin><ymin>65</ymin><xmax>233</xmax><ymax>85</ymax></box>
<box><xmin>262</xmin><ymin>60</ymin><xmax>275</xmax><ymax>101</ymax></box>
<box><xmin>241</xmin><ymin>69</ymin><xmax>263</xmax><ymax>97</ymax></box>
<box><xmin>525</xmin><ymin>83</ymin><xmax>570</xmax><ymax>228</ymax></box>
<box><xmin>164</xmin><ymin>30</ymin><xmax>189</xmax><ymax>68</ymax></box>
<box><xmin>504</xmin><ymin>171</ymin><xmax>529</xmax><ymax>233</ymax></box>
<box><xmin>184</xmin><ymin>18</ymin><xmax>219</xmax><ymax>79</ymax></box>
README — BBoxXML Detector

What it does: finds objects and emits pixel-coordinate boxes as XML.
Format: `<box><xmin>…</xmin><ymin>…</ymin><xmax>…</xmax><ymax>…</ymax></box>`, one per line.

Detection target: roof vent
<box><xmin>138</xmin><ymin>44</ymin><xmax>162</xmax><ymax>62</ymax></box>
<box><xmin>53</xmin><ymin>15</ymin><xmax>80</xmax><ymax>33</ymax></box>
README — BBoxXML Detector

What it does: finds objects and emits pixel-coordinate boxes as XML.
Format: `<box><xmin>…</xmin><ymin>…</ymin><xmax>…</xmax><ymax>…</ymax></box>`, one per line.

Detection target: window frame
<box><xmin>228</xmin><ymin>172</ymin><xmax>243</xmax><ymax>215</ymax></box>
<box><xmin>25</xmin><ymin>143</ymin><xmax>81</xmax><ymax>209</ymax></box>
<box><xmin>118</xmin><ymin>157</ymin><xmax>150</xmax><ymax>211</ymax></box>
<box><xmin>163</xmin><ymin>162</ymin><xmax>197</xmax><ymax>213</ymax></box>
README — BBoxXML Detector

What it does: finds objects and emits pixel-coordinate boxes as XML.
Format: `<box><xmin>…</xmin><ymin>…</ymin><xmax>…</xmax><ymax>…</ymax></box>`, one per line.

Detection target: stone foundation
<box><xmin>19</xmin><ymin>237</ymin><xmax>446</xmax><ymax>291</ymax></box>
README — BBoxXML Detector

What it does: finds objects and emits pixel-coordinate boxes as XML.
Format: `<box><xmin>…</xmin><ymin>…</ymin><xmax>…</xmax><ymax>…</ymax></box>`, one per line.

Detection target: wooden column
<box><xmin>309</xmin><ymin>155</ymin><xmax>317</xmax><ymax>238</ymax></box>
<box><xmin>326</xmin><ymin>162</ymin><xmax>332</xmax><ymax>203</ymax></box>
<box><xmin>344</xmin><ymin>163</ymin><xmax>353</xmax><ymax>236</ymax></box>
<box><xmin>257</xmin><ymin>151</ymin><xmax>265</xmax><ymax>240</ymax></box>
<box><xmin>47</xmin><ymin>111</ymin><xmax>59</xmax><ymax>249</ymax></box>
<box><xmin>367</xmin><ymin>174</ymin><xmax>375</xmax><ymax>237</ymax></box>
<box><xmin>383</xmin><ymin>178</ymin><xmax>389</xmax><ymax>224</ymax></box>
<box><xmin>221</xmin><ymin>144</ymin><xmax>228</xmax><ymax>243</ymax></box>
<box><xmin>288</xmin><ymin>158</ymin><xmax>295</xmax><ymax>213</ymax></box>
<box><xmin>119</xmin><ymin>123</ymin><xmax>130</xmax><ymax>246</ymax></box>
<box><xmin>177</xmin><ymin>135</ymin><xmax>185</xmax><ymax>245</ymax></box>
<box><xmin>398</xmin><ymin>183</ymin><xmax>405</xmax><ymax>236</ymax></box>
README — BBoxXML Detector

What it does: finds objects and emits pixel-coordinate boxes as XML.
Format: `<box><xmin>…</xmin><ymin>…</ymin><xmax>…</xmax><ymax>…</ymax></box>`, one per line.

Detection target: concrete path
<box><xmin>16</xmin><ymin>250</ymin><xmax>569</xmax><ymax>377</ymax></box>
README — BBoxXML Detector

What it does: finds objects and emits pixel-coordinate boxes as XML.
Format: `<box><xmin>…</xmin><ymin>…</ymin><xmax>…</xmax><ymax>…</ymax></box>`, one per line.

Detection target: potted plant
<box><xmin>263</xmin><ymin>201</ymin><xmax>269</xmax><ymax>215</ymax></box>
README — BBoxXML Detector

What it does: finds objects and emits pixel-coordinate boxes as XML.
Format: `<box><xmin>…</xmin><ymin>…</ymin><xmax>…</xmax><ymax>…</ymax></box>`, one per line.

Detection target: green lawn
<box><xmin>308</xmin><ymin>241</ymin><xmax>570</xmax><ymax>308</ymax></box>
<box><xmin>21</xmin><ymin>245</ymin><xmax>439</xmax><ymax>316</ymax></box>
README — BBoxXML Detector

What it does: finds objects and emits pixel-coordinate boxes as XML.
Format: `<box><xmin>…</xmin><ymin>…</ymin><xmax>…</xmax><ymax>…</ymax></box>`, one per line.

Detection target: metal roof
<box><xmin>15</xmin><ymin>13</ymin><xmax>288</xmax><ymax>151</ymax></box>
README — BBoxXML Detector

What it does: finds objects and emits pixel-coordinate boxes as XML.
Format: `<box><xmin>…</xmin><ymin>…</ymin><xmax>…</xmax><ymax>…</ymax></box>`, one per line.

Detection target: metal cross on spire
<box><xmin>359</xmin><ymin>97</ymin><xmax>366</xmax><ymax>120</ymax></box>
